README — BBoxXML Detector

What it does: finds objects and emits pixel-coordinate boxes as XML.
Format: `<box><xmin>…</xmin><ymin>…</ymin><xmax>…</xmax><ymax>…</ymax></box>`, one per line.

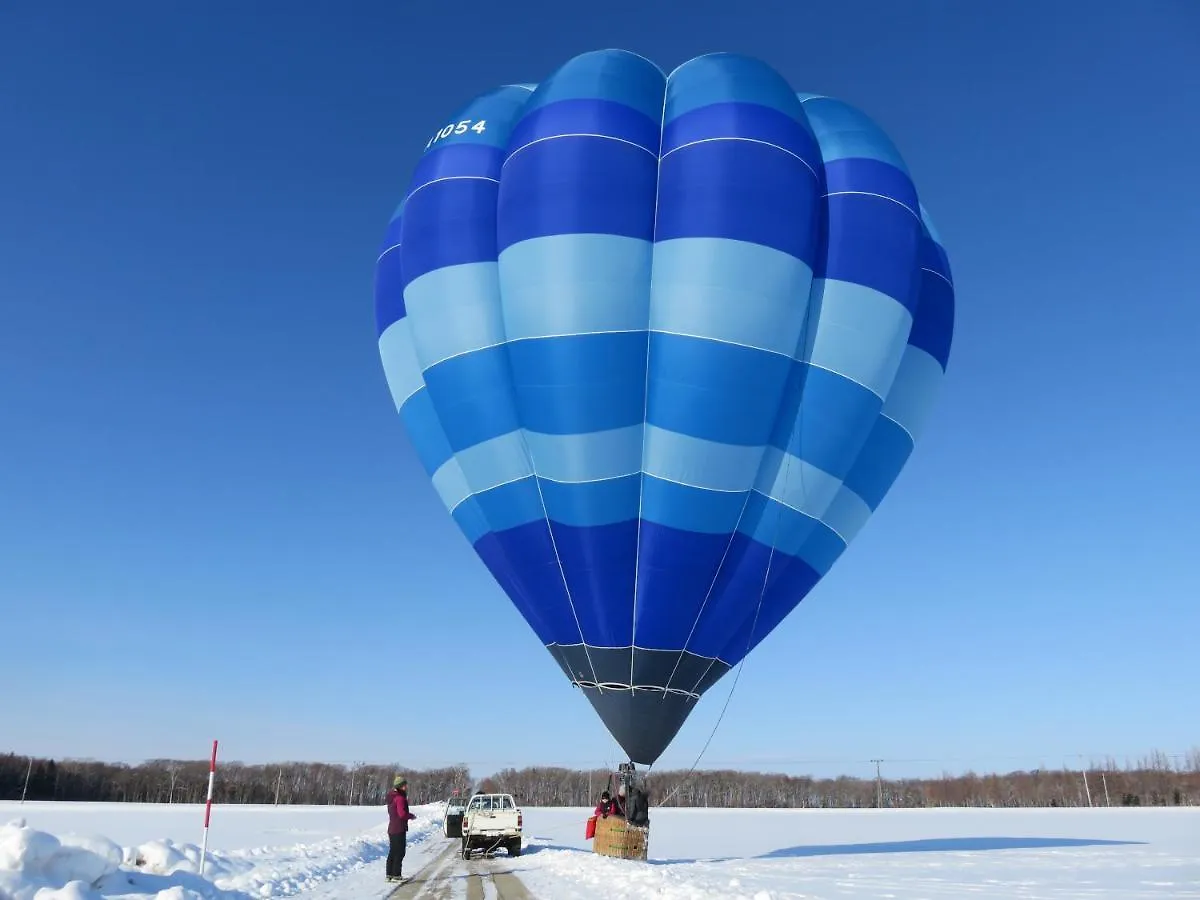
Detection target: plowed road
<box><xmin>388</xmin><ymin>843</ymin><xmax>533</xmax><ymax>900</ymax></box>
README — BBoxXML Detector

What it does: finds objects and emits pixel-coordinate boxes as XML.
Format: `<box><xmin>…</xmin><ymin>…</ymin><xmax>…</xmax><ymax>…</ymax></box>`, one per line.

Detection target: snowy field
<box><xmin>2</xmin><ymin>800</ymin><xmax>1197</xmax><ymax>899</ymax></box>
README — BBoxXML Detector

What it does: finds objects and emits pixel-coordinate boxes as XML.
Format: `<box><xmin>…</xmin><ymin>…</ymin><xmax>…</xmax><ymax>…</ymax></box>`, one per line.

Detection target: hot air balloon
<box><xmin>373</xmin><ymin>50</ymin><xmax>955</xmax><ymax>767</ymax></box>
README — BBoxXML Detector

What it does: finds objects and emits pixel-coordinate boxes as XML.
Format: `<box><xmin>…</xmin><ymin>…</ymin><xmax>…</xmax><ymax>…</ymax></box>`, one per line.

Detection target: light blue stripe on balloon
<box><xmin>650</xmin><ymin>238</ymin><xmax>813</xmax><ymax>357</ymax></box>
<box><xmin>378</xmin><ymin>318</ymin><xmax>424</xmax><ymax>410</ymax></box>
<box><xmin>521</xmin><ymin>49</ymin><xmax>665</xmax><ymax>122</ymax></box>
<box><xmin>666</xmin><ymin>53</ymin><xmax>808</xmax><ymax>125</ymax></box>
<box><xmin>753</xmin><ymin>452</ymin><xmax>871</xmax><ymax>542</ymax></box>
<box><xmin>804</xmin><ymin>278</ymin><xmax>912</xmax><ymax>398</ymax></box>
<box><xmin>498</xmin><ymin>234</ymin><xmax>651</xmax><ymax>339</ymax></box>
<box><xmin>428</xmin><ymin>421</ymin><xmax>876</xmax><ymax>549</ymax></box>
<box><xmin>821</xmin><ymin>484</ymin><xmax>874</xmax><ymax>543</ymax></box>
<box><xmin>753</xmin><ymin>448</ymin><xmax>842</xmax><ymax>521</ymax></box>
<box><xmin>643</xmin><ymin>425</ymin><xmax>763</xmax><ymax>493</ymax></box>
<box><xmin>404</xmin><ymin>262</ymin><xmax>504</xmax><ymax>369</ymax></box>
<box><xmin>431</xmin><ymin>458</ymin><xmax>471</xmax><ymax>512</ymax></box>
<box><xmin>525</xmin><ymin>426</ymin><xmax>643</xmax><ymax>482</ymax></box>
<box><xmin>751</xmin><ymin>447</ymin><xmax>872</xmax><ymax>544</ymax></box>
<box><xmin>738</xmin><ymin>498</ymin><xmax>846</xmax><ymax>575</ymax></box>
<box><xmin>445</xmin><ymin>466</ymin><xmax>867</xmax><ymax>563</ymax></box>
<box><xmin>432</xmin><ymin>431</ymin><xmax>533</xmax><ymax>510</ymax></box>
<box><xmin>432</xmin><ymin>427</ymin><xmax>643</xmax><ymax>508</ymax></box>
<box><xmin>800</xmin><ymin>96</ymin><xmax>910</xmax><ymax>172</ymax></box>
<box><xmin>882</xmin><ymin>345</ymin><xmax>945</xmax><ymax>440</ymax></box>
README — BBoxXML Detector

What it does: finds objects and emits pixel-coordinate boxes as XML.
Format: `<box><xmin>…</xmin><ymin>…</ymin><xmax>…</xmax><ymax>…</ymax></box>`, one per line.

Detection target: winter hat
<box><xmin>394</xmin><ymin>776</ymin><xmax>407</xmax><ymax>788</ymax></box>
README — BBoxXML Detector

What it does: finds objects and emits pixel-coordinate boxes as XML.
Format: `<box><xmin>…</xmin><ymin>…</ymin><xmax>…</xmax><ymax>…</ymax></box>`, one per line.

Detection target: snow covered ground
<box><xmin>0</xmin><ymin>801</ymin><xmax>444</xmax><ymax>900</ymax></box>
<box><xmin>2</xmin><ymin>800</ymin><xmax>1197</xmax><ymax>899</ymax></box>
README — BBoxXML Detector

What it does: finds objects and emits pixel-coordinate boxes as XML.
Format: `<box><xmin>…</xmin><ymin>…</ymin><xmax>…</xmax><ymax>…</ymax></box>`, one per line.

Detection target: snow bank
<box><xmin>0</xmin><ymin>804</ymin><xmax>445</xmax><ymax>900</ymax></box>
<box><xmin>0</xmin><ymin>818</ymin><xmax>125</xmax><ymax>900</ymax></box>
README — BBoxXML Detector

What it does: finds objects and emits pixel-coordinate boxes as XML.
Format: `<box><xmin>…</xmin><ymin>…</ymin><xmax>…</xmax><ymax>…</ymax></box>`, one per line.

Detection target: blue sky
<box><xmin>2</xmin><ymin>1</ymin><xmax>1197</xmax><ymax>782</ymax></box>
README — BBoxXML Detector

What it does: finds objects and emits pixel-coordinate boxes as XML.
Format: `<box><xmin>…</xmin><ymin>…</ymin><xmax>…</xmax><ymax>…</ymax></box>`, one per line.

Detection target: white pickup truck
<box><xmin>459</xmin><ymin>792</ymin><xmax>522</xmax><ymax>859</ymax></box>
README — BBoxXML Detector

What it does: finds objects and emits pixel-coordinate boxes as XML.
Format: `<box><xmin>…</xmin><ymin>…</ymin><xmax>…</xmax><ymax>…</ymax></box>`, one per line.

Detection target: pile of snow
<box><xmin>0</xmin><ymin>804</ymin><xmax>445</xmax><ymax>900</ymax></box>
<box><xmin>0</xmin><ymin>817</ymin><xmax>126</xmax><ymax>900</ymax></box>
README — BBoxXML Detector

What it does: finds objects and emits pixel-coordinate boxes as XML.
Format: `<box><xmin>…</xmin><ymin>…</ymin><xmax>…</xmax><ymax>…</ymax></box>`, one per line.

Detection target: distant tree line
<box><xmin>0</xmin><ymin>755</ymin><xmax>470</xmax><ymax>806</ymax></box>
<box><xmin>2</xmin><ymin>749</ymin><xmax>1197</xmax><ymax>809</ymax></box>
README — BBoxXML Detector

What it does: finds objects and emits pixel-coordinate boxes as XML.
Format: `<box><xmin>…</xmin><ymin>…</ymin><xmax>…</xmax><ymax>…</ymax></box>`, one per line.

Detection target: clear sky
<box><xmin>2</xmin><ymin>1</ymin><xmax>1197</xmax><ymax>782</ymax></box>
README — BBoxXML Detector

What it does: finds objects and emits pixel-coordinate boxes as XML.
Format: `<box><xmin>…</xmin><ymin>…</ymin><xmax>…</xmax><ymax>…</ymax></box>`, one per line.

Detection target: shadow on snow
<box><xmin>523</xmin><ymin>833</ymin><xmax>1145</xmax><ymax>867</ymax></box>
<box><xmin>697</xmin><ymin>835</ymin><xmax>1145</xmax><ymax>864</ymax></box>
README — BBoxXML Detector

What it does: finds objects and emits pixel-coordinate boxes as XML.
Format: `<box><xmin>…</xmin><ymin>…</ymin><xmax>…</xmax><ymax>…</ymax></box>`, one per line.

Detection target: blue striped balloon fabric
<box><xmin>373</xmin><ymin>50</ymin><xmax>955</xmax><ymax>765</ymax></box>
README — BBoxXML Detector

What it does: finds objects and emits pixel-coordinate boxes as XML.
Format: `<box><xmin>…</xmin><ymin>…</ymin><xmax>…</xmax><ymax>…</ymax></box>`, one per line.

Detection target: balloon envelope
<box><xmin>373</xmin><ymin>50</ymin><xmax>955</xmax><ymax>765</ymax></box>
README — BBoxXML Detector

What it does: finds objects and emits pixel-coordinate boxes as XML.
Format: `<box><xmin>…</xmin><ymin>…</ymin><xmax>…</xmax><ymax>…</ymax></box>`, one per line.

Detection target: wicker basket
<box><xmin>591</xmin><ymin>814</ymin><xmax>648</xmax><ymax>861</ymax></box>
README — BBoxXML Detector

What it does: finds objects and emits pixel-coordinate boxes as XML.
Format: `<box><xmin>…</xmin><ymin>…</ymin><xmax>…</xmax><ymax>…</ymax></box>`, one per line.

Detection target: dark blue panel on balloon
<box><xmin>409</xmin><ymin>143</ymin><xmax>506</xmax><ymax>190</ymax></box>
<box><xmin>476</xmin><ymin>524</ymin><xmax>581</xmax><ymax>645</ymax></box>
<box><xmin>401</xmin><ymin>178</ymin><xmax>498</xmax><ymax>288</ymax></box>
<box><xmin>661</xmin><ymin>101</ymin><xmax>821</xmax><ymax>174</ymax></box>
<box><xmin>909</xmin><ymin>272</ymin><xmax>955</xmax><ymax>370</ymax></box>
<box><xmin>497</xmin><ymin>138</ymin><xmax>657</xmax><ymax>249</ymax></box>
<box><xmin>685</xmin><ymin>532</ymin><xmax>773</xmax><ymax>660</ymax></box>
<box><xmin>374</xmin><ymin>247</ymin><xmax>406</xmax><ymax>335</ymax></box>
<box><xmin>633</xmin><ymin>521</ymin><xmax>740</xmax><ymax>650</ymax></box>
<box><xmin>552</xmin><ymin>520</ymin><xmax>639</xmax><ymax>648</ymax></box>
<box><xmin>823</xmin><ymin>157</ymin><xmax>918</xmax><ymax>215</ymax></box>
<box><xmin>379</xmin><ymin>212</ymin><xmax>403</xmax><ymax>252</ymax></box>
<box><xmin>655</xmin><ymin>138</ymin><xmax>819</xmax><ymax>265</ymax></box>
<box><xmin>470</xmin><ymin>524</ymin><xmax>555</xmax><ymax>645</ymax></box>
<box><xmin>507</xmin><ymin>98</ymin><xmax>661</xmax><ymax>157</ymax></box>
<box><xmin>717</xmin><ymin>548</ymin><xmax>822</xmax><ymax>665</ymax></box>
<box><xmin>816</xmin><ymin>194</ymin><xmax>921</xmax><ymax>311</ymax></box>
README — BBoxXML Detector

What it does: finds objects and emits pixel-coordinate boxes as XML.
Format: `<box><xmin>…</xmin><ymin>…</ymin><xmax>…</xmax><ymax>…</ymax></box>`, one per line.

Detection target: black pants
<box><xmin>387</xmin><ymin>831</ymin><xmax>407</xmax><ymax>877</ymax></box>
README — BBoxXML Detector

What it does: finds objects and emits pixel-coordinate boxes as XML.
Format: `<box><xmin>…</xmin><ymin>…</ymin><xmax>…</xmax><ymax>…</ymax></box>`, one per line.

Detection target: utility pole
<box><xmin>274</xmin><ymin>769</ymin><xmax>283</xmax><ymax>806</ymax></box>
<box><xmin>870</xmin><ymin>759</ymin><xmax>884</xmax><ymax>808</ymax></box>
<box><xmin>20</xmin><ymin>757</ymin><xmax>33</xmax><ymax>804</ymax></box>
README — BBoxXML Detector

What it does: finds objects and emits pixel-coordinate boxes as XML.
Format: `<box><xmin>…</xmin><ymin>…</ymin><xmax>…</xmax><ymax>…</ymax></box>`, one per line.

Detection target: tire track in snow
<box><xmin>387</xmin><ymin>844</ymin><xmax>534</xmax><ymax>900</ymax></box>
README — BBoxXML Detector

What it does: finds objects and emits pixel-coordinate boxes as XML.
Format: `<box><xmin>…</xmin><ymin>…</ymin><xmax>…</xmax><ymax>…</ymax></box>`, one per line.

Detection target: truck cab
<box><xmin>460</xmin><ymin>792</ymin><xmax>523</xmax><ymax>859</ymax></box>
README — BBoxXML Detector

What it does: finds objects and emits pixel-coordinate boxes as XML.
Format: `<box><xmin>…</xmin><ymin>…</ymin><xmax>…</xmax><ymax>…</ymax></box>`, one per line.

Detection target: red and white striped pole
<box><xmin>199</xmin><ymin>740</ymin><xmax>218</xmax><ymax>877</ymax></box>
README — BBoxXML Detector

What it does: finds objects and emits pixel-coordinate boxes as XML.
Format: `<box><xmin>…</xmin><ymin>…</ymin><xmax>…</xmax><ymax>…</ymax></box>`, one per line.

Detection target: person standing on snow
<box><xmin>386</xmin><ymin>776</ymin><xmax>416</xmax><ymax>882</ymax></box>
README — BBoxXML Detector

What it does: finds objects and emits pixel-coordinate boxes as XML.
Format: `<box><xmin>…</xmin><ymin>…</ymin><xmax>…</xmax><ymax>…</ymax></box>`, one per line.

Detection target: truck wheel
<box><xmin>507</xmin><ymin>839</ymin><xmax>522</xmax><ymax>857</ymax></box>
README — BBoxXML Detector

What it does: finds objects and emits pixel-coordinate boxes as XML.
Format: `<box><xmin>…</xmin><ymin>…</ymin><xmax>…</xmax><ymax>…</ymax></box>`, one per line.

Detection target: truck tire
<box><xmin>507</xmin><ymin>838</ymin><xmax>522</xmax><ymax>857</ymax></box>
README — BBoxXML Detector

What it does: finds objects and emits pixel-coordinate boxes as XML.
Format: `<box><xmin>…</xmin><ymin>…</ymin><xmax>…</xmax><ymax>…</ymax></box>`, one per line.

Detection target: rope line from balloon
<box><xmin>515</xmin><ymin>429</ymin><xmax>605</xmax><ymax>694</ymax></box>
<box><xmin>657</xmin><ymin>487</ymin><xmax>756</xmax><ymax>700</ymax></box>
<box><xmin>658</xmin><ymin>306</ymin><xmax>820</xmax><ymax>700</ymax></box>
<box><xmin>652</xmin><ymin>434</ymin><xmax>801</xmax><ymax>808</ymax></box>
<box><xmin>680</xmin><ymin>270</ymin><xmax>820</xmax><ymax>701</ymax></box>
<box><xmin>650</xmin><ymin>272</ymin><xmax>819</xmax><ymax>806</ymax></box>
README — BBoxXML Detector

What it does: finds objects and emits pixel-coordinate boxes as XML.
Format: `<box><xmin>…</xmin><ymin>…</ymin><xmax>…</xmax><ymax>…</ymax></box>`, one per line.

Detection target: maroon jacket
<box><xmin>387</xmin><ymin>788</ymin><xmax>416</xmax><ymax>835</ymax></box>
